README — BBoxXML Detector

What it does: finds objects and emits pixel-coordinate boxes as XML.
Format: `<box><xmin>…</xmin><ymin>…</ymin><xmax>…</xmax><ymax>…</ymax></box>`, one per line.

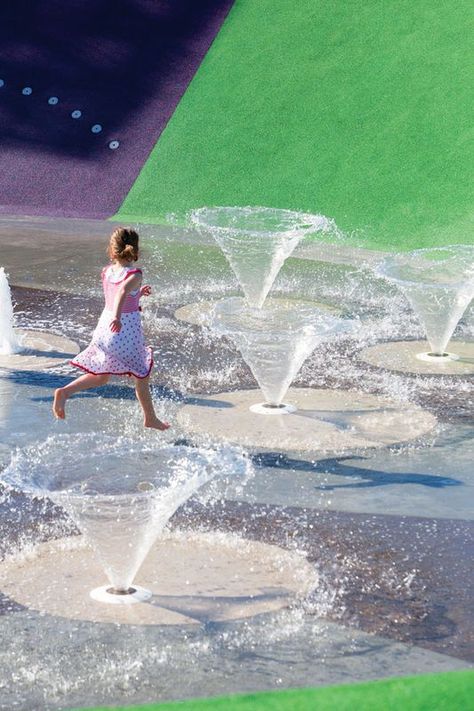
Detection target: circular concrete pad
<box><xmin>1</xmin><ymin>533</ymin><xmax>316</xmax><ymax>626</ymax></box>
<box><xmin>0</xmin><ymin>329</ymin><xmax>79</xmax><ymax>370</ymax></box>
<box><xmin>359</xmin><ymin>340</ymin><xmax>474</xmax><ymax>376</ymax></box>
<box><xmin>177</xmin><ymin>388</ymin><xmax>437</xmax><ymax>452</ymax></box>
<box><xmin>174</xmin><ymin>298</ymin><xmax>341</xmax><ymax>327</ymax></box>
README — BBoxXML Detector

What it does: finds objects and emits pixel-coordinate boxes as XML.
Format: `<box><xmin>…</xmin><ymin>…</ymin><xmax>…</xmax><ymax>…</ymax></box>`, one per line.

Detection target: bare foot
<box><xmin>53</xmin><ymin>388</ymin><xmax>67</xmax><ymax>419</ymax></box>
<box><xmin>144</xmin><ymin>417</ymin><xmax>170</xmax><ymax>431</ymax></box>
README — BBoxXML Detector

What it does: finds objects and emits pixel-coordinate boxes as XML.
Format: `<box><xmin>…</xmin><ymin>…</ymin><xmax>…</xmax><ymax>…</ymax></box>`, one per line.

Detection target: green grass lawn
<box><xmin>115</xmin><ymin>0</ymin><xmax>474</xmax><ymax>251</ymax></box>
<box><xmin>76</xmin><ymin>670</ymin><xmax>474</xmax><ymax>711</ymax></box>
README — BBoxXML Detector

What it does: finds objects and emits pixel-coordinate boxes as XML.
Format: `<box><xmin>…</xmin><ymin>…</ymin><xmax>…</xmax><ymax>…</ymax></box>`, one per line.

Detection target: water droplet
<box><xmin>48</xmin><ymin>96</ymin><xmax>59</xmax><ymax>105</ymax></box>
<box><xmin>71</xmin><ymin>110</ymin><xmax>82</xmax><ymax>119</ymax></box>
<box><xmin>22</xmin><ymin>87</ymin><xmax>32</xmax><ymax>96</ymax></box>
<box><xmin>109</xmin><ymin>140</ymin><xmax>120</xmax><ymax>150</ymax></box>
<box><xmin>80</xmin><ymin>486</ymin><xmax>99</xmax><ymax>496</ymax></box>
<box><xmin>91</xmin><ymin>124</ymin><xmax>102</xmax><ymax>134</ymax></box>
<box><xmin>137</xmin><ymin>481</ymin><xmax>154</xmax><ymax>492</ymax></box>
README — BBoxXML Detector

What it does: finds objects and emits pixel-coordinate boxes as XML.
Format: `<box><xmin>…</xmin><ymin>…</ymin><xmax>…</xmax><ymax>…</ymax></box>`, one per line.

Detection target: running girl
<box><xmin>53</xmin><ymin>227</ymin><xmax>170</xmax><ymax>431</ymax></box>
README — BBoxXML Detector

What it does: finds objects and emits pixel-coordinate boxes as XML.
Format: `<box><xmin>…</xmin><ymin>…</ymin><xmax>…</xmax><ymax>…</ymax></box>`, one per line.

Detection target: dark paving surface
<box><xmin>176</xmin><ymin>501</ymin><xmax>474</xmax><ymax>663</ymax></box>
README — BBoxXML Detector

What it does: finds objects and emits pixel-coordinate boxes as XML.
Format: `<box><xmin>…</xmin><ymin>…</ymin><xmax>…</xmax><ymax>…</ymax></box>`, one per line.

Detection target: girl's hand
<box><xmin>110</xmin><ymin>318</ymin><xmax>122</xmax><ymax>333</ymax></box>
<box><xmin>140</xmin><ymin>285</ymin><xmax>152</xmax><ymax>297</ymax></box>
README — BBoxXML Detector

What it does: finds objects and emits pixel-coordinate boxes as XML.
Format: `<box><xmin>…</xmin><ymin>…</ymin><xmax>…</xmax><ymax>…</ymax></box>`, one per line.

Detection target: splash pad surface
<box><xmin>177</xmin><ymin>388</ymin><xmax>437</xmax><ymax>452</ymax></box>
<box><xmin>1</xmin><ymin>533</ymin><xmax>314</xmax><ymax>625</ymax></box>
<box><xmin>174</xmin><ymin>297</ymin><xmax>341</xmax><ymax>327</ymax></box>
<box><xmin>359</xmin><ymin>340</ymin><xmax>474</xmax><ymax>376</ymax></box>
<box><xmin>0</xmin><ymin>215</ymin><xmax>472</xmax><ymax>711</ymax></box>
<box><xmin>0</xmin><ymin>328</ymin><xmax>79</xmax><ymax>370</ymax></box>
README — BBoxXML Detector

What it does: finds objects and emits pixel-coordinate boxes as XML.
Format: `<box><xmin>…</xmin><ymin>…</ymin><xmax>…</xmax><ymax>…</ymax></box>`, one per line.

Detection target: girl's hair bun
<box><xmin>108</xmin><ymin>227</ymin><xmax>139</xmax><ymax>262</ymax></box>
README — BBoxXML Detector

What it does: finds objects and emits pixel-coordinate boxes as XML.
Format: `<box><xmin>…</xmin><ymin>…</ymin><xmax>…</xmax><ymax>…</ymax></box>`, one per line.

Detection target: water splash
<box><xmin>190</xmin><ymin>207</ymin><xmax>336</xmax><ymax>308</ymax></box>
<box><xmin>0</xmin><ymin>267</ymin><xmax>22</xmax><ymax>355</ymax></box>
<box><xmin>210</xmin><ymin>297</ymin><xmax>352</xmax><ymax>407</ymax></box>
<box><xmin>2</xmin><ymin>434</ymin><xmax>251</xmax><ymax>597</ymax></box>
<box><xmin>376</xmin><ymin>246</ymin><xmax>474</xmax><ymax>357</ymax></box>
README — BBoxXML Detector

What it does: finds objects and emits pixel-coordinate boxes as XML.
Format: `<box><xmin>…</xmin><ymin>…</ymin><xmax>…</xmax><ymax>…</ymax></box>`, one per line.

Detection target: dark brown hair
<box><xmin>107</xmin><ymin>227</ymin><xmax>139</xmax><ymax>262</ymax></box>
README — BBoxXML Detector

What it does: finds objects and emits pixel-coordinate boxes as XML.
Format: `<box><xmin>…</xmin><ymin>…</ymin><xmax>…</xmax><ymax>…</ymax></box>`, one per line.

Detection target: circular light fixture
<box><xmin>22</xmin><ymin>87</ymin><xmax>32</xmax><ymax>96</ymax></box>
<box><xmin>71</xmin><ymin>110</ymin><xmax>82</xmax><ymax>119</ymax></box>
<box><xmin>91</xmin><ymin>124</ymin><xmax>102</xmax><ymax>134</ymax></box>
<box><xmin>0</xmin><ymin>80</ymin><xmax>5</xmax><ymax>88</ymax></box>
<box><xmin>48</xmin><ymin>96</ymin><xmax>59</xmax><ymax>105</ymax></box>
<box><xmin>108</xmin><ymin>140</ymin><xmax>120</xmax><ymax>150</ymax></box>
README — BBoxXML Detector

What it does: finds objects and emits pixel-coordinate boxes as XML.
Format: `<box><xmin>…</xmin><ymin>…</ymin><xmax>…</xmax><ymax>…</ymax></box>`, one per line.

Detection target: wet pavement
<box><xmin>0</xmin><ymin>216</ymin><xmax>472</xmax><ymax>710</ymax></box>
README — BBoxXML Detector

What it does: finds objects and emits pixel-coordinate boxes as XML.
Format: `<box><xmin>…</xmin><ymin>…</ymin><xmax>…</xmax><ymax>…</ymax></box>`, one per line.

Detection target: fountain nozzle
<box><xmin>106</xmin><ymin>586</ymin><xmax>137</xmax><ymax>596</ymax></box>
<box><xmin>249</xmin><ymin>402</ymin><xmax>297</xmax><ymax>415</ymax></box>
<box><xmin>416</xmin><ymin>351</ymin><xmax>460</xmax><ymax>363</ymax></box>
<box><xmin>90</xmin><ymin>585</ymin><xmax>152</xmax><ymax>605</ymax></box>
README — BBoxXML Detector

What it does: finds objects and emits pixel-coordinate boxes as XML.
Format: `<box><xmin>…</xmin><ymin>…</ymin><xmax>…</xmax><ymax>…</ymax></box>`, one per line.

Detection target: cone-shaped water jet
<box><xmin>377</xmin><ymin>246</ymin><xmax>474</xmax><ymax>361</ymax></box>
<box><xmin>210</xmin><ymin>297</ymin><xmax>352</xmax><ymax>411</ymax></box>
<box><xmin>0</xmin><ymin>267</ymin><xmax>22</xmax><ymax>355</ymax></box>
<box><xmin>190</xmin><ymin>207</ymin><xmax>335</xmax><ymax>308</ymax></box>
<box><xmin>0</xmin><ymin>267</ymin><xmax>80</xmax><ymax>370</ymax></box>
<box><xmin>2</xmin><ymin>434</ymin><xmax>251</xmax><ymax>604</ymax></box>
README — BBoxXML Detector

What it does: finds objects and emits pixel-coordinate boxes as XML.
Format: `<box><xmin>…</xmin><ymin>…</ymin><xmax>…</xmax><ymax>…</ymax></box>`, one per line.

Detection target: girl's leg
<box><xmin>134</xmin><ymin>376</ymin><xmax>170</xmax><ymax>430</ymax></box>
<box><xmin>53</xmin><ymin>373</ymin><xmax>110</xmax><ymax>419</ymax></box>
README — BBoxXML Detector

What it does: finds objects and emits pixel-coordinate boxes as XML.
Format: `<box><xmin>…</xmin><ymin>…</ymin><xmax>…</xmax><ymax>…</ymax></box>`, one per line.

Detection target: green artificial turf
<box><xmin>114</xmin><ymin>0</ymin><xmax>474</xmax><ymax>251</ymax></box>
<box><xmin>74</xmin><ymin>670</ymin><xmax>474</xmax><ymax>710</ymax></box>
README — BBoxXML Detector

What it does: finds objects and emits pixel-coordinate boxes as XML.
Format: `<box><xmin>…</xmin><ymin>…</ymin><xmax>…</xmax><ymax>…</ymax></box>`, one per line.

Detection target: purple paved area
<box><xmin>0</xmin><ymin>0</ymin><xmax>234</xmax><ymax>218</ymax></box>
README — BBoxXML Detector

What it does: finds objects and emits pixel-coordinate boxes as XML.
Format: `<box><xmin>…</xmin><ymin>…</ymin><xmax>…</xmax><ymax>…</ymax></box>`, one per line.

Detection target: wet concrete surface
<box><xmin>176</xmin><ymin>501</ymin><xmax>474</xmax><ymax>662</ymax></box>
<box><xmin>0</xmin><ymin>226</ymin><xmax>473</xmax><ymax>709</ymax></box>
<box><xmin>10</xmin><ymin>284</ymin><xmax>473</xmax><ymax>421</ymax></box>
<box><xmin>2</xmin><ymin>282</ymin><xmax>473</xmax><ymax>662</ymax></box>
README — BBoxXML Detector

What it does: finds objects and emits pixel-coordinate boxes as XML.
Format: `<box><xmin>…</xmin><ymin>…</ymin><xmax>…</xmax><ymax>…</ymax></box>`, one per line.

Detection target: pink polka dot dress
<box><xmin>71</xmin><ymin>264</ymin><xmax>153</xmax><ymax>379</ymax></box>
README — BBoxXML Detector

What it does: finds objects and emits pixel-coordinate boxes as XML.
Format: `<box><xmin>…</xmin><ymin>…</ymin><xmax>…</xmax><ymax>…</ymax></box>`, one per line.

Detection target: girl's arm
<box><xmin>110</xmin><ymin>273</ymin><xmax>142</xmax><ymax>332</ymax></box>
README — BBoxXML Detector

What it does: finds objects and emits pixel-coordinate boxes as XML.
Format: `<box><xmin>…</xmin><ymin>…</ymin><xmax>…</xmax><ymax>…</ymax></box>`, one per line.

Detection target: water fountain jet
<box><xmin>0</xmin><ymin>267</ymin><xmax>23</xmax><ymax>355</ymax></box>
<box><xmin>383</xmin><ymin>247</ymin><xmax>473</xmax><ymax>357</ymax></box>
<box><xmin>177</xmin><ymin>297</ymin><xmax>436</xmax><ymax>450</ymax></box>
<box><xmin>2</xmin><ymin>435</ymin><xmax>250</xmax><ymax>605</ymax></box>
<box><xmin>190</xmin><ymin>206</ymin><xmax>335</xmax><ymax>308</ymax></box>
<box><xmin>210</xmin><ymin>297</ymin><xmax>350</xmax><ymax>412</ymax></box>
<box><xmin>360</xmin><ymin>246</ymin><xmax>474</xmax><ymax>375</ymax></box>
<box><xmin>1</xmin><ymin>434</ymin><xmax>319</xmax><ymax>624</ymax></box>
<box><xmin>0</xmin><ymin>267</ymin><xmax>80</xmax><ymax>370</ymax></box>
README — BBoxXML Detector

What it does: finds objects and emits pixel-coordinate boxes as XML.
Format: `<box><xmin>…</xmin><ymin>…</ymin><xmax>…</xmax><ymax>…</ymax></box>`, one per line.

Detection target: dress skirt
<box><xmin>71</xmin><ymin>308</ymin><xmax>153</xmax><ymax>379</ymax></box>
